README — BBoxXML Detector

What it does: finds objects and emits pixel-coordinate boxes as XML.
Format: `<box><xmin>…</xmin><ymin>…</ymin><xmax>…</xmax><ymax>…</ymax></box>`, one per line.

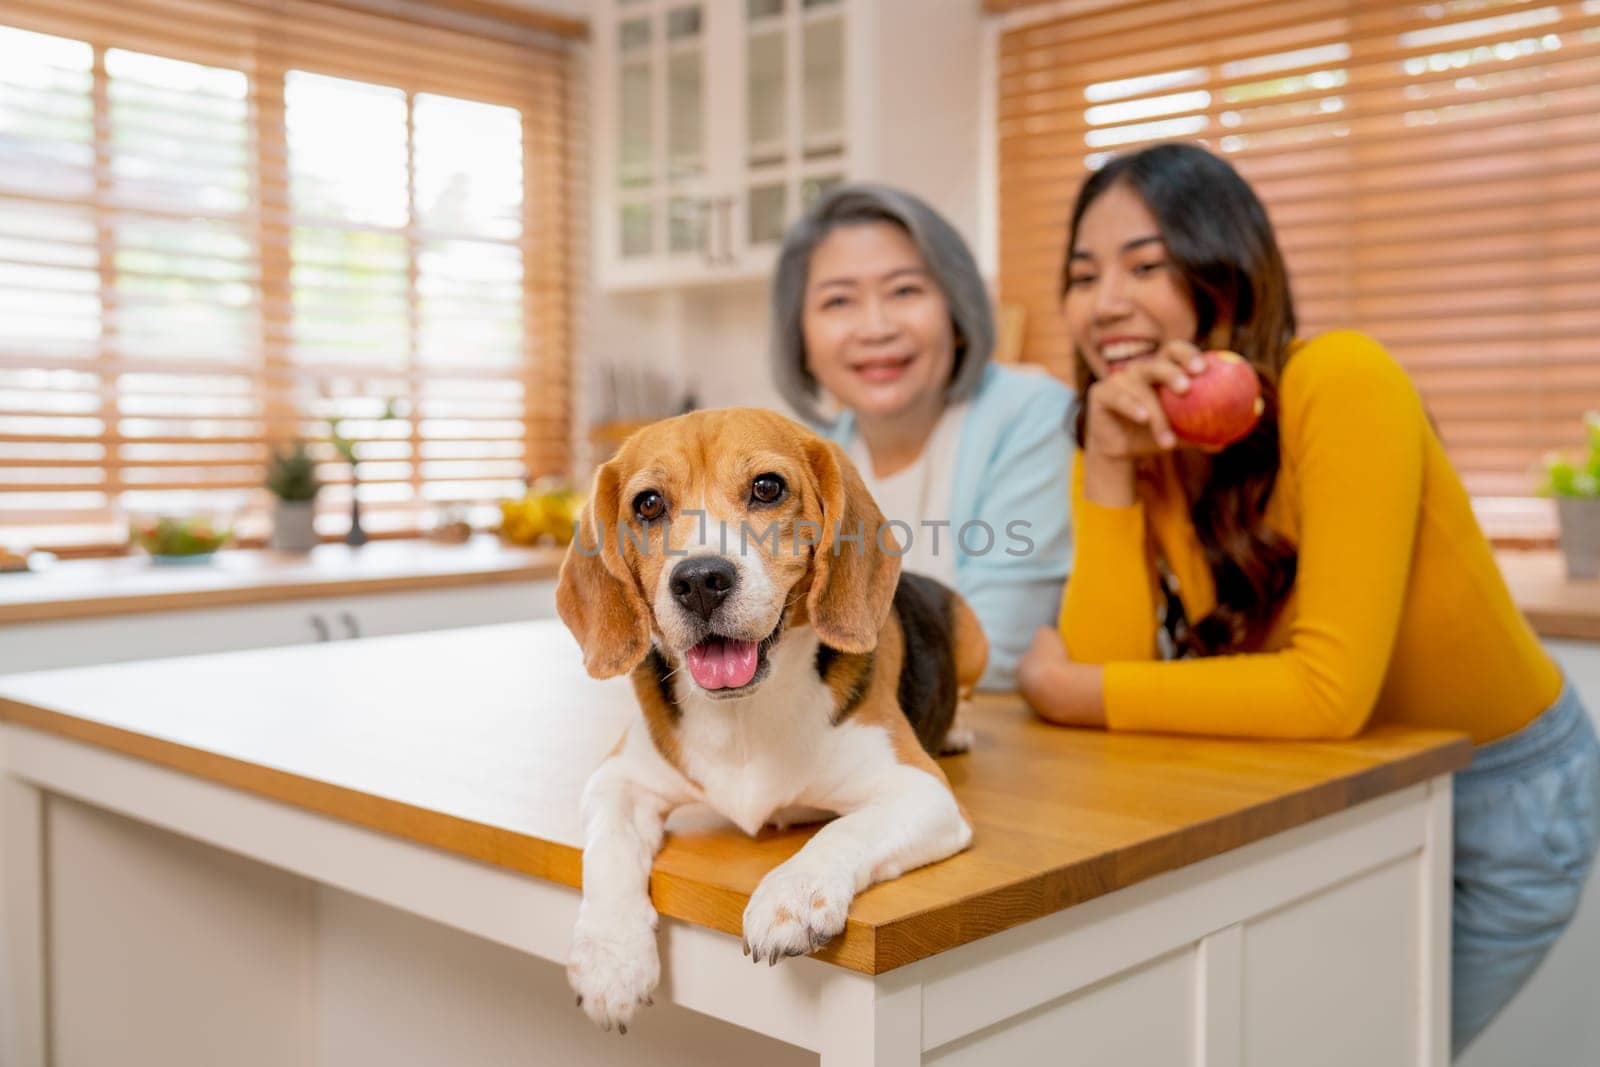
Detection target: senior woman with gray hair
<box><xmin>772</xmin><ymin>184</ymin><xmax>1074</xmax><ymax>690</ymax></box>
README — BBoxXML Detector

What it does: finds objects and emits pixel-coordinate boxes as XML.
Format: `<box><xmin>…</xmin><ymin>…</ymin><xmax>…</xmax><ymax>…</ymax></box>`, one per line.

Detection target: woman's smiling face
<box><xmin>1062</xmin><ymin>182</ymin><xmax>1200</xmax><ymax>381</ymax></box>
<box><xmin>800</xmin><ymin>221</ymin><xmax>956</xmax><ymax>420</ymax></box>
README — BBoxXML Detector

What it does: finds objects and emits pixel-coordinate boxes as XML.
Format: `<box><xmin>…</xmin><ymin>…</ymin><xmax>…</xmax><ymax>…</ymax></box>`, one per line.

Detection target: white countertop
<box><xmin>0</xmin><ymin>536</ymin><xmax>563</xmax><ymax>624</ymax></box>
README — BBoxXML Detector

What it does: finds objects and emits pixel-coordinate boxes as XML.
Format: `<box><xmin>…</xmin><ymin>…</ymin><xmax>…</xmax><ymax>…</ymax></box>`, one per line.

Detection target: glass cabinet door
<box><xmin>603</xmin><ymin>0</ymin><xmax>849</xmax><ymax>282</ymax></box>
<box><xmin>744</xmin><ymin>0</ymin><xmax>787</xmax><ymax>247</ymax></box>
<box><xmin>664</xmin><ymin>5</ymin><xmax>708</xmax><ymax>256</ymax></box>
<box><xmin>742</xmin><ymin>0</ymin><xmax>846</xmax><ymax>252</ymax></box>
<box><xmin>614</xmin><ymin>2</ymin><xmax>710</xmax><ymax>264</ymax></box>
<box><xmin>801</xmin><ymin>1</ymin><xmax>843</xmax><ymax>168</ymax></box>
<box><xmin>616</xmin><ymin>10</ymin><xmax>654</xmax><ymax>260</ymax></box>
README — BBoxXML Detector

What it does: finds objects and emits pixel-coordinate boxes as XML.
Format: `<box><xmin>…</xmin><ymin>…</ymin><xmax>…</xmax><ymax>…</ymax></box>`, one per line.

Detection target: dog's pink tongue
<box><xmin>686</xmin><ymin>638</ymin><xmax>759</xmax><ymax>690</ymax></box>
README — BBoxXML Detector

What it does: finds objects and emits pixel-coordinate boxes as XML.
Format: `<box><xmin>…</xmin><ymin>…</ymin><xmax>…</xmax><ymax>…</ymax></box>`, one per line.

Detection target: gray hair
<box><xmin>770</xmin><ymin>184</ymin><xmax>994</xmax><ymax>426</ymax></box>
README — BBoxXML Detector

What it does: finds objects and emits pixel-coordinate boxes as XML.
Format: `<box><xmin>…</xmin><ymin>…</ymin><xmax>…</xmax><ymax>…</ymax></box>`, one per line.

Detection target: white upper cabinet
<box><xmin>594</xmin><ymin>0</ymin><xmax>855</xmax><ymax>291</ymax></box>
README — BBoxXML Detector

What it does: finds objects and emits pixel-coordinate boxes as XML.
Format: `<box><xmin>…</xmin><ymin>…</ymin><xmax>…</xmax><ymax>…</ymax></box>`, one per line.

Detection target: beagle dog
<box><xmin>556</xmin><ymin>406</ymin><xmax>985</xmax><ymax>1032</ymax></box>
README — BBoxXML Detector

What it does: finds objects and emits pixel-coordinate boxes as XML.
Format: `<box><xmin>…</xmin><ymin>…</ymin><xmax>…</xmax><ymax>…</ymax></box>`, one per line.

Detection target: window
<box><xmin>0</xmin><ymin>0</ymin><xmax>575</xmax><ymax>550</ymax></box>
<box><xmin>997</xmin><ymin>0</ymin><xmax>1600</xmax><ymax>538</ymax></box>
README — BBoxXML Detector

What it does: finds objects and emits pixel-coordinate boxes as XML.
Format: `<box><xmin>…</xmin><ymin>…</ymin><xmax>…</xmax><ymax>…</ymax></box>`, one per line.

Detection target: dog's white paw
<box><xmin>567</xmin><ymin>904</ymin><xmax>659</xmax><ymax>1033</ymax></box>
<box><xmin>742</xmin><ymin>861</ymin><xmax>853</xmax><ymax>964</ymax></box>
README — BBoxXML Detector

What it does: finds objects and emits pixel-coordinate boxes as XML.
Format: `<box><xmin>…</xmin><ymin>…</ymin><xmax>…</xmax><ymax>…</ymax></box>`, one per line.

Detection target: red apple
<box><xmin>1157</xmin><ymin>350</ymin><xmax>1264</xmax><ymax>449</ymax></box>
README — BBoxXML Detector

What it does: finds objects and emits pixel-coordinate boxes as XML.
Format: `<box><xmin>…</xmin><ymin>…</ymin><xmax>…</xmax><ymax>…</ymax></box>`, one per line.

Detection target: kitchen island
<box><xmin>0</xmin><ymin>621</ymin><xmax>1469</xmax><ymax>1066</ymax></box>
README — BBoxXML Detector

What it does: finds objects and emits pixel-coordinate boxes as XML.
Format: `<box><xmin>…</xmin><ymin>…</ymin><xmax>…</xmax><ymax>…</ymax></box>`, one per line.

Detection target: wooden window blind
<box><xmin>0</xmin><ymin>0</ymin><xmax>576</xmax><ymax>551</ymax></box>
<box><xmin>996</xmin><ymin>0</ymin><xmax>1600</xmax><ymax>538</ymax></box>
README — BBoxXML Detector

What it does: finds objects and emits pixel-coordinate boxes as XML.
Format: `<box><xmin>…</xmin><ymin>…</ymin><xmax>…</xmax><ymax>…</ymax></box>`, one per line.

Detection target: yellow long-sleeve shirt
<box><xmin>1058</xmin><ymin>329</ymin><xmax>1562</xmax><ymax>744</ymax></box>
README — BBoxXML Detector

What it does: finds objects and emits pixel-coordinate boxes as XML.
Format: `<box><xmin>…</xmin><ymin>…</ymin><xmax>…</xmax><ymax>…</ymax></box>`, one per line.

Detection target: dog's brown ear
<box><xmin>556</xmin><ymin>460</ymin><xmax>652</xmax><ymax>678</ymax></box>
<box><xmin>804</xmin><ymin>437</ymin><xmax>900</xmax><ymax>654</ymax></box>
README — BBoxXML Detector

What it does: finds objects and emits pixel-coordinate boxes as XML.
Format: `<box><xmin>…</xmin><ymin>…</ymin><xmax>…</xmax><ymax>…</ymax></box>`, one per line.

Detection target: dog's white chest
<box><xmin>697</xmin><ymin>745</ymin><xmax>805</xmax><ymax>836</ymax></box>
<box><xmin>677</xmin><ymin>695</ymin><xmax>830</xmax><ymax>835</ymax></box>
<box><xmin>673</xmin><ymin>633</ymin><xmax>854</xmax><ymax>836</ymax></box>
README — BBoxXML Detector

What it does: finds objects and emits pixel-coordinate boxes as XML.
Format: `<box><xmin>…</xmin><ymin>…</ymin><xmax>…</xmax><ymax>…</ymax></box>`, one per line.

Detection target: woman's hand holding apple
<box><xmin>1084</xmin><ymin>339</ymin><xmax>1207</xmax><ymax>458</ymax></box>
<box><xmin>1081</xmin><ymin>340</ymin><xmax>1207</xmax><ymax>505</ymax></box>
<box><xmin>1082</xmin><ymin>343</ymin><xmax>1264</xmax><ymax>506</ymax></box>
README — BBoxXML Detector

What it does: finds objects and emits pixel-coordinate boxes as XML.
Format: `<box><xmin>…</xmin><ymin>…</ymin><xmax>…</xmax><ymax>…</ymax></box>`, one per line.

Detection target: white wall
<box><xmin>855</xmin><ymin>0</ymin><xmax>986</xmax><ymax>247</ymax></box>
<box><xmin>681</xmin><ymin>281</ymin><xmax>788</xmax><ymax>412</ymax></box>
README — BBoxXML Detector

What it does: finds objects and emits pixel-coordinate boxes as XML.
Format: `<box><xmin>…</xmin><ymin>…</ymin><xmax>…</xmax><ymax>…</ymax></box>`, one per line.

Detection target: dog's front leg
<box><xmin>568</xmin><ymin>743</ymin><xmax>682</xmax><ymax>1032</ymax></box>
<box><xmin>742</xmin><ymin>764</ymin><xmax>971</xmax><ymax>963</ymax></box>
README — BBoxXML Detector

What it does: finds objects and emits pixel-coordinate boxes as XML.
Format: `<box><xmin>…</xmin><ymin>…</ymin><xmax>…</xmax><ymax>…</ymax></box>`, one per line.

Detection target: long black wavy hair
<box><xmin>1064</xmin><ymin>143</ymin><xmax>1300</xmax><ymax>655</ymax></box>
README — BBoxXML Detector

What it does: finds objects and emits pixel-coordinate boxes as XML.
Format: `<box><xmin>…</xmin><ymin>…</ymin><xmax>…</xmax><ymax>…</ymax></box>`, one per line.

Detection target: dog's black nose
<box><xmin>670</xmin><ymin>557</ymin><xmax>737</xmax><ymax>621</ymax></box>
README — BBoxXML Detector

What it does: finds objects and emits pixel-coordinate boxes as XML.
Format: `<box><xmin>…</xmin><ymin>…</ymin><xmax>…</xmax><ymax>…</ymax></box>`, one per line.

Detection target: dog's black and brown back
<box><xmin>817</xmin><ymin>572</ymin><xmax>986</xmax><ymax>756</ymax></box>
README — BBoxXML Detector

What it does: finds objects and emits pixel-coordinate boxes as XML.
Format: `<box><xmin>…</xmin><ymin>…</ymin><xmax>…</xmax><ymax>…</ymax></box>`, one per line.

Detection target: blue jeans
<box><xmin>1452</xmin><ymin>682</ymin><xmax>1600</xmax><ymax>1058</ymax></box>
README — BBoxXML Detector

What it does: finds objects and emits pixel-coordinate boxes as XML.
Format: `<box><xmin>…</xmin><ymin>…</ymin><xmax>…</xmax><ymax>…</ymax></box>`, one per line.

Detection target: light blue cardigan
<box><xmin>826</xmin><ymin>364</ymin><xmax>1076</xmax><ymax>691</ymax></box>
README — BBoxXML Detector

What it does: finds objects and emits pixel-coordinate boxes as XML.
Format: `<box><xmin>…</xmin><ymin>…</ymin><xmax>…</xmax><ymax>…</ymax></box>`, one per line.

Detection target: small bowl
<box><xmin>148</xmin><ymin>551</ymin><xmax>223</xmax><ymax>566</ymax></box>
<box><xmin>129</xmin><ymin>515</ymin><xmax>234</xmax><ymax>563</ymax></box>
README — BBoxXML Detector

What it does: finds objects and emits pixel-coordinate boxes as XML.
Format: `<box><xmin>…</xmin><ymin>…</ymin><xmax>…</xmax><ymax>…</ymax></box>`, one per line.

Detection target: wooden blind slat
<box><xmin>1000</xmin><ymin>0</ymin><xmax>1571</xmax><ymax>63</ymax></box>
<box><xmin>998</xmin><ymin>0</ymin><xmax>1600</xmax><ymax>531</ymax></box>
<box><xmin>1001</xmin><ymin>29</ymin><xmax>1600</xmax><ymax>115</ymax></box>
<box><xmin>1002</xmin><ymin>79</ymin><xmax>1600</xmax><ymax>162</ymax></box>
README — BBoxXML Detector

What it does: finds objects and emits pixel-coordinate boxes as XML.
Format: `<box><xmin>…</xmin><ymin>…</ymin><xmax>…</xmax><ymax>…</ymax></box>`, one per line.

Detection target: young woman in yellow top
<box><xmin>1016</xmin><ymin>142</ymin><xmax>1599</xmax><ymax>1057</ymax></box>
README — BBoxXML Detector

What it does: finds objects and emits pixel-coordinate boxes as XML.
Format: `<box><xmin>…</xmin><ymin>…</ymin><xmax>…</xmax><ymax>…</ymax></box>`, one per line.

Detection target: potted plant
<box><xmin>1540</xmin><ymin>411</ymin><xmax>1600</xmax><ymax>580</ymax></box>
<box><xmin>266</xmin><ymin>440</ymin><xmax>322</xmax><ymax>553</ymax></box>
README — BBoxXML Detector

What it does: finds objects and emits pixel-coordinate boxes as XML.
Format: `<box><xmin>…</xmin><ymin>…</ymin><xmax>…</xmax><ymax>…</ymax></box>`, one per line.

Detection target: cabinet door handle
<box><xmin>718</xmin><ymin>196</ymin><xmax>735</xmax><ymax>264</ymax></box>
<box><xmin>701</xmin><ymin>196</ymin><xmax>718</xmax><ymax>266</ymax></box>
<box><xmin>339</xmin><ymin>612</ymin><xmax>361</xmax><ymax>640</ymax></box>
<box><xmin>309</xmin><ymin>614</ymin><xmax>331</xmax><ymax>642</ymax></box>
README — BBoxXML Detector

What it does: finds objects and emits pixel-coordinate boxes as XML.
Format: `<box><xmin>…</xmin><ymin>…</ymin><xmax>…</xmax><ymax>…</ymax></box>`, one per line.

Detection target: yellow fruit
<box><xmin>497</xmin><ymin>487</ymin><xmax>585</xmax><ymax>546</ymax></box>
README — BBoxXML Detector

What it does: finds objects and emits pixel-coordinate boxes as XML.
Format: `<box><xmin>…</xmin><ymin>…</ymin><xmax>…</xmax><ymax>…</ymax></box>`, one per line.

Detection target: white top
<box><xmin>847</xmin><ymin>402</ymin><xmax>969</xmax><ymax>587</ymax></box>
<box><xmin>0</xmin><ymin>535</ymin><xmax>558</xmax><ymax>624</ymax></box>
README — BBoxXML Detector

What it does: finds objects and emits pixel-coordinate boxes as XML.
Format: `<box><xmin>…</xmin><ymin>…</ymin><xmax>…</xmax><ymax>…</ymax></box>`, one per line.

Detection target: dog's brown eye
<box><xmin>633</xmin><ymin>490</ymin><xmax>666</xmax><ymax>522</ymax></box>
<box><xmin>751</xmin><ymin>473</ymin><xmax>786</xmax><ymax>505</ymax></box>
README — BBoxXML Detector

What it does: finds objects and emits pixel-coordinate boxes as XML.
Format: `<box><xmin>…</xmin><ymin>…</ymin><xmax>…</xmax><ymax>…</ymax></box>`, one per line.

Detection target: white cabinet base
<box><xmin>0</xmin><ymin>580</ymin><xmax>556</xmax><ymax>674</ymax></box>
<box><xmin>1</xmin><ymin>725</ymin><xmax>1452</xmax><ymax>1066</ymax></box>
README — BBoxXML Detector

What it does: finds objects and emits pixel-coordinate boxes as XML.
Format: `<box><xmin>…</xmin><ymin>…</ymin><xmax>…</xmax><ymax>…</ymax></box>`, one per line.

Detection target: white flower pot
<box><xmin>270</xmin><ymin>500</ymin><xmax>319</xmax><ymax>553</ymax></box>
<box><xmin>1556</xmin><ymin>496</ymin><xmax>1600</xmax><ymax>581</ymax></box>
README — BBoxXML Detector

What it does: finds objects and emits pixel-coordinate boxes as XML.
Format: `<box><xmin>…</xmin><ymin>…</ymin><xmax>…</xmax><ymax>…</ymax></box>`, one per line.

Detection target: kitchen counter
<box><xmin>0</xmin><ymin>623</ymin><xmax>1467</xmax><ymax>973</ymax></box>
<box><xmin>4</xmin><ymin>543</ymin><xmax>1589</xmax><ymax>650</ymax></box>
<box><xmin>0</xmin><ymin>620</ymin><xmax>1468</xmax><ymax>1066</ymax></box>
<box><xmin>1496</xmin><ymin>549</ymin><xmax>1600</xmax><ymax>642</ymax></box>
<box><xmin>0</xmin><ymin>536</ymin><xmax>563</xmax><ymax>625</ymax></box>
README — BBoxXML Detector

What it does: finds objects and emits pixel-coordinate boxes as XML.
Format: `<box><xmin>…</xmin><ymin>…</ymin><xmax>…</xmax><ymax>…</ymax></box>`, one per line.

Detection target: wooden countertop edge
<box><xmin>0</xmin><ymin>696</ymin><xmax>887</xmax><ymax>972</ymax></box>
<box><xmin>863</xmin><ymin>732</ymin><xmax>1473</xmax><ymax>974</ymax></box>
<box><xmin>0</xmin><ymin>697</ymin><xmax>583</xmax><ymax>891</ymax></box>
<box><xmin>1519</xmin><ymin>606</ymin><xmax>1600</xmax><ymax>643</ymax></box>
<box><xmin>1495</xmin><ymin>551</ymin><xmax>1600</xmax><ymax>643</ymax></box>
<box><xmin>0</xmin><ymin>696</ymin><xmax>1472</xmax><ymax>976</ymax></box>
<box><xmin>0</xmin><ymin>559</ymin><xmax>561</xmax><ymax>625</ymax></box>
